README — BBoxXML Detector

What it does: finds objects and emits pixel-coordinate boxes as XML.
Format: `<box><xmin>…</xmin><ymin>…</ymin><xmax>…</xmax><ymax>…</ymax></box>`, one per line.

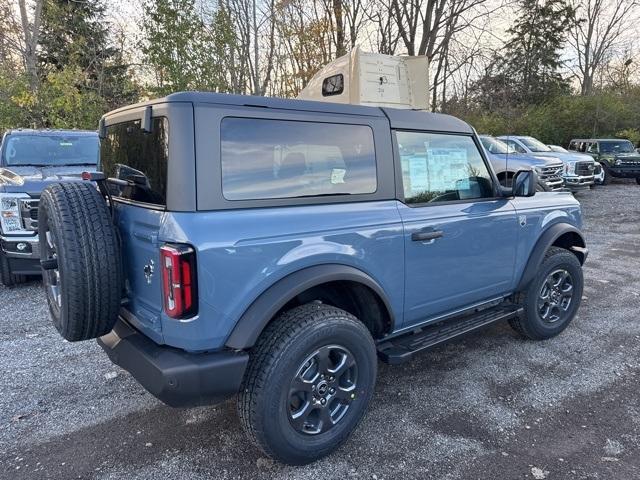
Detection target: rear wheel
<box><xmin>509</xmin><ymin>247</ymin><xmax>583</xmax><ymax>340</ymax></box>
<box><xmin>39</xmin><ymin>182</ymin><xmax>122</xmax><ymax>341</ymax></box>
<box><xmin>0</xmin><ymin>251</ymin><xmax>26</xmax><ymax>287</ymax></box>
<box><xmin>238</xmin><ymin>303</ymin><xmax>377</xmax><ymax>465</ymax></box>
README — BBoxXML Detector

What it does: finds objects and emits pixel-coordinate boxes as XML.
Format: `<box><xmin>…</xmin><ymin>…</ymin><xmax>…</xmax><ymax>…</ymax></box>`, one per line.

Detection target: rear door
<box><xmin>395</xmin><ymin>131</ymin><xmax>519</xmax><ymax>327</ymax></box>
<box><xmin>100</xmin><ymin>106</ymin><xmax>190</xmax><ymax>342</ymax></box>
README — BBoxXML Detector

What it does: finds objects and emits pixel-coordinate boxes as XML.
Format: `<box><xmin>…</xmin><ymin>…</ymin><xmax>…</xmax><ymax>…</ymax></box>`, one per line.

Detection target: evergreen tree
<box><xmin>501</xmin><ymin>0</ymin><xmax>576</xmax><ymax>105</ymax></box>
<box><xmin>38</xmin><ymin>0</ymin><xmax>138</xmax><ymax>112</ymax></box>
<box><xmin>472</xmin><ymin>0</ymin><xmax>576</xmax><ymax>110</ymax></box>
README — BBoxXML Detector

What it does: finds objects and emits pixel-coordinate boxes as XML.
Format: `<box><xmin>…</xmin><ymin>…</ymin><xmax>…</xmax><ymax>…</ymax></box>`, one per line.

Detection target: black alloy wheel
<box><xmin>288</xmin><ymin>344</ymin><xmax>358</xmax><ymax>435</ymax></box>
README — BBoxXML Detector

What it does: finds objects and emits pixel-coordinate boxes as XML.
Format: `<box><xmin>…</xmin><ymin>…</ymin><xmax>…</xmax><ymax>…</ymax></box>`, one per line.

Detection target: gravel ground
<box><xmin>1</xmin><ymin>180</ymin><xmax>640</xmax><ymax>480</ymax></box>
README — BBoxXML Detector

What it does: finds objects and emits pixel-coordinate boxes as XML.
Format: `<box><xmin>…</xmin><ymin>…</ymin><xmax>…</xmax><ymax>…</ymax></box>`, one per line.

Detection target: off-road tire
<box><xmin>39</xmin><ymin>182</ymin><xmax>122</xmax><ymax>341</ymax></box>
<box><xmin>509</xmin><ymin>246</ymin><xmax>583</xmax><ymax>340</ymax></box>
<box><xmin>0</xmin><ymin>250</ymin><xmax>26</xmax><ymax>287</ymax></box>
<box><xmin>237</xmin><ymin>303</ymin><xmax>377</xmax><ymax>465</ymax></box>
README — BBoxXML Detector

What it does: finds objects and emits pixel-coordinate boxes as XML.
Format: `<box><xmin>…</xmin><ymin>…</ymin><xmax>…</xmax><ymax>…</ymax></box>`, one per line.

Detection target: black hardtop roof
<box><xmin>5</xmin><ymin>129</ymin><xmax>97</xmax><ymax>136</ymax></box>
<box><xmin>103</xmin><ymin>91</ymin><xmax>474</xmax><ymax>134</ymax></box>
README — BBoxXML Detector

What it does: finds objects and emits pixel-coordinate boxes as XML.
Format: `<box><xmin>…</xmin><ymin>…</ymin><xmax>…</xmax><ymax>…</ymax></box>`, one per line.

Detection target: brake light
<box><xmin>160</xmin><ymin>244</ymin><xmax>198</xmax><ymax>319</ymax></box>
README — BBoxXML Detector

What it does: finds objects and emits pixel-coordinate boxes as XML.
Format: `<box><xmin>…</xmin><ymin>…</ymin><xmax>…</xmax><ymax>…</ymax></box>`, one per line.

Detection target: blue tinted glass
<box><xmin>221</xmin><ymin>118</ymin><xmax>377</xmax><ymax>200</ymax></box>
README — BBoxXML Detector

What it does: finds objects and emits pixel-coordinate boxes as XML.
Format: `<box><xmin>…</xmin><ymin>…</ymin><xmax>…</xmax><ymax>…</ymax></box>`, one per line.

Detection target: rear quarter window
<box><xmin>220</xmin><ymin>118</ymin><xmax>377</xmax><ymax>201</ymax></box>
<box><xmin>100</xmin><ymin>117</ymin><xmax>169</xmax><ymax>207</ymax></box>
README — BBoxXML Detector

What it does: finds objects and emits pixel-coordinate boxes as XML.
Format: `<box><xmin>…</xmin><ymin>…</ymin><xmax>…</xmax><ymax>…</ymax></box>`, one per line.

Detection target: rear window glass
<box><xmin>220</xmin><ymin>118</ymin><xmax>377</xmax><ymax>201</ymax></box>
<box><xmin>100</xmin><ymin>117</ymin><xmax>169</xmax><ymax>206</ymax></box>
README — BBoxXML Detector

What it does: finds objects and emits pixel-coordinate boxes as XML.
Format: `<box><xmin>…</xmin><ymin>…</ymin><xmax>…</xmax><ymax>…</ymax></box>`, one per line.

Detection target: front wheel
<box><xmin>0</xmin><ymin>250</ymin><xmax>26</xmax><ymax>287</ymax></box>
<box><xmin>237</xmin><ymin>303</ymin><xmax>377</xmax><ymax>465</ymax></box>
<box><xmin>599</xmin><ymin>163</ymin><xmax>612</xmax><ymax>185</ymax></box>
<box><xmin>509</xmin><ymin>247</ymin><xmax>583</xmax><ymax>340</ymax></box>
<box><xmin>593</xmin><ymin>163</ymin><xmax>606</xmax><ymax>185</ymax></box>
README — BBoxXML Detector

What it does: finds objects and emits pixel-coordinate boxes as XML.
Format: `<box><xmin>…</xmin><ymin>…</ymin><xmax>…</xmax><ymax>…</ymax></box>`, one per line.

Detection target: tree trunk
<box><xmin>333</xmin><ymin>0</ymin><xmax>345</xmax><ymax>57</ymax></box>
<box><xmin>18</xmin><ymin>0</ymin><xmax>44</xmax><ymax>92</ymax></box>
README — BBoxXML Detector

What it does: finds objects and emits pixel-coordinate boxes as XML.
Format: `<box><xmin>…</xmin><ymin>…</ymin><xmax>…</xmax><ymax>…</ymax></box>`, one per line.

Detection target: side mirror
<box><xmin>512</xmin><ymin>169</ymin><xmax>536</xmax><ymax>197</ymax></box>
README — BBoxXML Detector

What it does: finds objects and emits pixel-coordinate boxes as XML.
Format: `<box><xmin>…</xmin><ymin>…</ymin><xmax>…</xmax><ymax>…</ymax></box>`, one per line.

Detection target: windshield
<box><xmin>600</xmin><ymin>140</ymin><xmax>635</xmax><ymax>154</ymax></box>
<box><xmin>2</xmin><ymin>134</ymin><xmax>99</xmax><ymax>167</ymax></box>
<box><xmin>480</xmin><ymin>136</ymin><xmax>515</xmax><ymax>155</ymax></box>
<box><xmin>518</xmin><ymin>136</ymin><xmax>552</xmax><ymax>152</ymax></box>
<box><xmin>549</xmin><ymin>145</ymin><xmax>568</xmax><ymax>153</ymax></box>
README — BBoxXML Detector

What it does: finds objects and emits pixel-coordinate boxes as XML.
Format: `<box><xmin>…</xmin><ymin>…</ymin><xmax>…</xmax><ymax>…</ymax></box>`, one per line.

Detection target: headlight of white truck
<box><xmin>564</xmin><ymin>162</ymin><xmax>576</xmax><ymax>175</ymax></box>
<box><xmin>0</xmin><ymin>193</ymin><xmax>29</xmax><ymax>234</ymax></box>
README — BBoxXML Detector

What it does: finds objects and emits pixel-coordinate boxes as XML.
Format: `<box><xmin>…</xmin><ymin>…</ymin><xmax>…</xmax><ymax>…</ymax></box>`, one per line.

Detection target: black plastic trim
<box><xmin>98</xmin><ymin>318</ymin><xmax>248</xmax><ymax>407</ymax></box>
<box><xmin>225</xmin><ymin>264</ymin><xmax>395</xmax><ymax>350</ymax></box>
<box><xmin>516</xmin><ymin>223</ymin><xmax>587</xmax><ymax>291</ymax></box>
<box><xmin>7</xmin><ymin>257</ymin><xmax>41</xmax><ymax>275</ymax></box>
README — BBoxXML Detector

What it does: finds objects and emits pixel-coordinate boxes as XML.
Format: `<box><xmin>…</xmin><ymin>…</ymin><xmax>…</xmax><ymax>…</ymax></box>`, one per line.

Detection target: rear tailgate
<box><xmin>100</xmin><ymin>104</ymin><xmax>195</xmax><ymax>344</ymax></box>
<box><xmin>115</xmin><ymin>203</ymin><xmax>164</xmax><ymax>341</ymax></box>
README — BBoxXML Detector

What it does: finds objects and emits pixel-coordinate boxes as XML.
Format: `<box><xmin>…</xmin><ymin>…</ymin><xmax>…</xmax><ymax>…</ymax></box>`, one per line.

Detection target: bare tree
<box><xmin>569</xmin><ymin>0</ymin><xmax>640</xmax><ymax>95</ymax></box>
<box><xmin>17</xmin><ymin>0</ymin><xmax>44</xmax><ymax>91</ymax></box>
<box><xmin>388</xmin><ymin>0</ymin><xmax>492</xmax><ymax>108</ymax></box>
<box><xmin>364</xmin><ymin>0</ymin><xmax>401</xmax><ymax>54</ymax></box>
<box><xmin>224</xmin><ymin>0</ymin><xmax>276</xmax><ymax>95</ymax></box>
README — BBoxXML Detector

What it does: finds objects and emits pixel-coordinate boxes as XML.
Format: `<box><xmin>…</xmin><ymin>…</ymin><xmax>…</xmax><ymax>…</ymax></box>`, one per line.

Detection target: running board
<box><xmin>377</xmin><ymin>305</ymin><xmax>522</xmax><ymax>365</ymax></box>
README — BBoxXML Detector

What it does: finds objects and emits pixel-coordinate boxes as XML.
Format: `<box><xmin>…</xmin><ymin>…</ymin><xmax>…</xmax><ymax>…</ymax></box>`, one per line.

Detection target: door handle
<box><xmin>411</xmin><ymin>230</ymin><xmax>444</xmax><ymax>242</ymax></box>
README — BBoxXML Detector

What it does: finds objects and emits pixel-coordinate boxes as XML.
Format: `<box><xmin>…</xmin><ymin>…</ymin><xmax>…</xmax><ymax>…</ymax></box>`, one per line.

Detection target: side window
<box><xmin>588</xmin><ymin>142</ymin><xmax>598</xmax><ymax>153</ymax></box>
<box><xmin>509</xmin><ymin>140</ymin><xmax>527</xmax><ymax>154</ymax></box>
<box><xmin>100</xmin><ymin>117</ymin><xmax>169</xmax><ymax>206</ymax></box>
<box><xmin>322</xmin><ymin>74</ymin><xmax>344</xmax><ymax>96</ymax></box>
<box><xmin>568</xmin><ymin>141</ymin><xmax>577</xmax><ymax>151</ymax></box>
<box><xmin>396</xmin><ymin>131</ymin><xmax>494</xmax><ymax>204</ymax></box>
<box><xmin>220</xmin><ymin>118</ymin><xmax>377</xmax><ymax>200</ymax></box>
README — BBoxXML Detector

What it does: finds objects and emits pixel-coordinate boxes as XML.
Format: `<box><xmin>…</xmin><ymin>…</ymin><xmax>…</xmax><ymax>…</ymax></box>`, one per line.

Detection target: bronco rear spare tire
<box><xmin>39</xmin><ymin>182</ymin><xmax>123</xmax><ymax>341</ymax></box>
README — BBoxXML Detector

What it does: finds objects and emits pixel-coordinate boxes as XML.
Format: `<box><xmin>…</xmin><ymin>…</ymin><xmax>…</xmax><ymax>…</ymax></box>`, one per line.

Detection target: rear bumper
<box><xmin>98</xmin><ymin>318</ymin><xmax>249</xmax><ymax>407</ymax></box>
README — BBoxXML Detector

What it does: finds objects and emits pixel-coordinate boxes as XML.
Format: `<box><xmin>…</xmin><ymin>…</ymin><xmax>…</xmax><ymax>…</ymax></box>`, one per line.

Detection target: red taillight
<box><xmin>160</xmin><ymin>244</ymin><xmax>198</xmax><ymax>319</ymax></box>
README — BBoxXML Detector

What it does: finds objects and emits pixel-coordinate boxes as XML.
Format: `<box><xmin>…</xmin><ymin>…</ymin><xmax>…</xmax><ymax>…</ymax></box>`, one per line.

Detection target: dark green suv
<box><xmin>568</xmin><ymin>138</ymin><xmax>640</xmax><ymax>185</ymax></box>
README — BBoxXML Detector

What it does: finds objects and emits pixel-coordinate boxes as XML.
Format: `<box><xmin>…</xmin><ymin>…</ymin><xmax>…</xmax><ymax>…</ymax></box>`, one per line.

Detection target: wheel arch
<box><xmin>516</xmin><ymin>223</ymin><xmax>587</xmax><ymax>292</ymax></box>
<box><xmin>225</xmin><ymin>264</ymin><xmax>395</xmax><ymax>350</ymax></box>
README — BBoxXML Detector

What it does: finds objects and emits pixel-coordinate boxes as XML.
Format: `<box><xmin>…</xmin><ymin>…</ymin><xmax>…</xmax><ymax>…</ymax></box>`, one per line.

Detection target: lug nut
<box><xmin>329</xmin><ymin>388</ymin><xmax>335</xmax><ymax>394</ymax></box>
<box><xmin>320</xmin><ymin>398</ymin><xmax>326</xmax><ymax>405</ymax></box>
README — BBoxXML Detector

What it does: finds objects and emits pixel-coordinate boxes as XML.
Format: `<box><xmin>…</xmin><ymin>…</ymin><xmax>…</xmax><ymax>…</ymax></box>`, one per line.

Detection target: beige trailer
<box><xmin>297</xmin><ymin>47</ymin><xmax>430</xmax><ymax>110</ymax></box>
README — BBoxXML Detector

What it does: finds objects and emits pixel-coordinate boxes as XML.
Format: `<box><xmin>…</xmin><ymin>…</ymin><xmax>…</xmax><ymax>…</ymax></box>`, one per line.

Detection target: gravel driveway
<box><xmin>1</xmin><ymin>180</ymin><xmax>640</xmax><ymax>480</ymax></box>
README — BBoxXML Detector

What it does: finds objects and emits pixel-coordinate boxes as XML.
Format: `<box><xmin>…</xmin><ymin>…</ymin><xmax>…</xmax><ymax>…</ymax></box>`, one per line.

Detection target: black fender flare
<box><xmin>516</xmin><ymin>223</ymin><xmax>587</xmax><ymax>291</ymax></box>
<box><xmin>225</xmin><ymin>264</ymin><xmax>395</xmax><ymax>350</ymax></box>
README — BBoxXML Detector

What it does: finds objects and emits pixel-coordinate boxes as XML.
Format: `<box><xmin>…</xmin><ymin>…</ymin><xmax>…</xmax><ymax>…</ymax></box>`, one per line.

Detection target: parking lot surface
<box><xmin>1</xmin><ymin>180</ymin><xmax>640</xmax><ymax>480</ymax></box>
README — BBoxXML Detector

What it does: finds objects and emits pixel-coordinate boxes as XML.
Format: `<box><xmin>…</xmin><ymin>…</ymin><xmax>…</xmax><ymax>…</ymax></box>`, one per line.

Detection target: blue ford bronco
<box><xmin>0</xmin><ymin>129</ymin><xmax>98</xmax><ymax>286</ymax></box>
<box><xmin>39</xmin><ymin>93</ymin><xmax>588</xmax><ymax>465</ymax></box>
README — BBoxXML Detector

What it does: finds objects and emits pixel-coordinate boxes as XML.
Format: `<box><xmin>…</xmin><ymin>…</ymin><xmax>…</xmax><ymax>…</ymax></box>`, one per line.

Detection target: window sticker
<box><xmin>408</xmin><ymin>156</ymin><xmax>429</xmax><ymax>192</ymax></box>
<box><xmin>331</xmin><ymin>168</ymin><xmax>346</xmax><ymax>184</ymax></box>
<box><xmin>426</xmin><ymin>148</ymin><xmax>469</xmax><ymax>192</ymax></box>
